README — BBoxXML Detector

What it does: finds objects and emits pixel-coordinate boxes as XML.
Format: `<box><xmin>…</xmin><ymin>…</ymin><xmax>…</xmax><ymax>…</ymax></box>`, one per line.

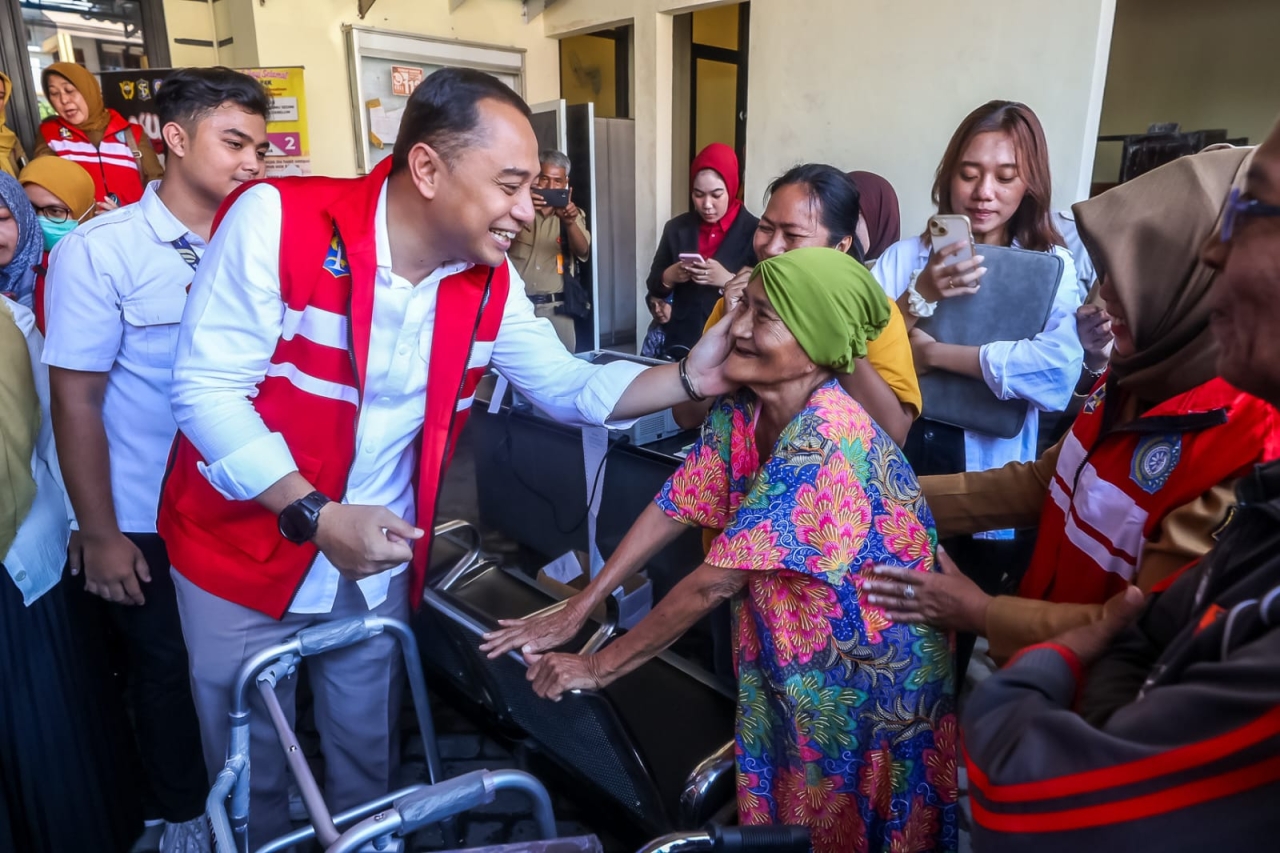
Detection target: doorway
<box><xmin>672</xmin><ymin>2</ymin><xmax>749</xmax><ymax>211</ymax></box>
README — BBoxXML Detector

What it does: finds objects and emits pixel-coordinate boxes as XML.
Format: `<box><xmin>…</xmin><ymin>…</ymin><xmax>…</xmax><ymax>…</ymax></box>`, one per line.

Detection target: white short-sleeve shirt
<box><xmin>41</xmin><ymin>182</ymin><xmax>204</xmax><ymax>534</ymax></box>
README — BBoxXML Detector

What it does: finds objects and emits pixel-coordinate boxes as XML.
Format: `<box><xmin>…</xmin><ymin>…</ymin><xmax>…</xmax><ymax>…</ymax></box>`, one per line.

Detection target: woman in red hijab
<box><xmin>646</xmin><ymin>143</ymin><xmax>759</xmax><ymax>357</ymax></box>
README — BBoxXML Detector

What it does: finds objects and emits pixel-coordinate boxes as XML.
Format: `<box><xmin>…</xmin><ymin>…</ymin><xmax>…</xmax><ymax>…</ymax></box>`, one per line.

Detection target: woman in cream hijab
<box><xmin>864</xmin><ymin>146</ymin><xmax>1280</xmax><ymax>662</ymax></box>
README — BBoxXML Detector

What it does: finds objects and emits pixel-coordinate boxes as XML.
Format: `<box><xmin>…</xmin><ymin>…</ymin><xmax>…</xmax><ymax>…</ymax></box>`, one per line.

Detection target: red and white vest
<box><xmin>157</xmin><ymin>158</ymin><xmax>509</xmax><ymax>618</ymax></box>
<box><xmin>39</xmin><ymin>110</ymin><xmax>146</xmax><ymax>205</ymax></box>
<box><xmin>1019</xmin><ymin>376</ymin><xmax>1280</xmax><ymax>606</ymax></box>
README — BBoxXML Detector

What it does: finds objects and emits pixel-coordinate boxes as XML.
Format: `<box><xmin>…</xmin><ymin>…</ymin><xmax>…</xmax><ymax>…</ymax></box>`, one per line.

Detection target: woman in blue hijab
<box><xmin>0</xmin><ymin>172</ymin><xmax>41</xmax><ymax>309</ymax></box>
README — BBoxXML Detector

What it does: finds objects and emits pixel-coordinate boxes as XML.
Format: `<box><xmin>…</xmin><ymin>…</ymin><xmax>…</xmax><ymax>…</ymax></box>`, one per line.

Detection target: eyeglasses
<box><xmin>1221</xmin><ymin>187</ymin><xmax>1280</xmax><ymax>242</ymax></box>
<box><xmin>34</xmin><ymin>205</ymin><xmax>93</xmax><ymax>224</ymax></box>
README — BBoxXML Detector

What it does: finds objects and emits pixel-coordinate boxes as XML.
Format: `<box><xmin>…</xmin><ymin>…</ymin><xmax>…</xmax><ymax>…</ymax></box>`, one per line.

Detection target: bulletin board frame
<box><xmin>343</xmin><ymin>24</ymin><xmax>526</xmax><ymax>175</ymax></box>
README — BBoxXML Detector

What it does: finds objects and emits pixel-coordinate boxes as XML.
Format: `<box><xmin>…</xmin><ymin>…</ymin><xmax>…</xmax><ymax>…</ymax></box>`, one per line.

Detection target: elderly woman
<box><xmin>484</xmin><ymin>248</ymin><xmax>958</xmax><ymax>853</ymax></box>
<box><xmin>33</xmin><ymin>62</ymin><xmax>163</xmax><ymax>209</ymax></box>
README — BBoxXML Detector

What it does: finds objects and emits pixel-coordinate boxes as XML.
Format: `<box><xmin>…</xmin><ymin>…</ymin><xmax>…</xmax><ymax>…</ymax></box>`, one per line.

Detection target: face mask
<box><xmin>38</xmin><ymin>215</ymin><xmax>77</xmax><ymax>251</ymax></box>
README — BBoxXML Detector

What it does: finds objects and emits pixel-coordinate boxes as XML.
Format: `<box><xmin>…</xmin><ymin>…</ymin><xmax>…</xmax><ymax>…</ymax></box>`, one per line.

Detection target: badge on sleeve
<box><xmin>1131</xmin><ymin>433</ymin><xmax>1182</xmax><ymax>494</ymax></box>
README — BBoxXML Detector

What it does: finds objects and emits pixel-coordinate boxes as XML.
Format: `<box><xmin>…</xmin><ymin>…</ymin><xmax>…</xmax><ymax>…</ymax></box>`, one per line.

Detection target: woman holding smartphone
<box><xmin>646</xmin><ymin>143</ymin><xmax>758</xmax><ymax>357</ymax></box>
<box><xmin>871</xmin><ymin>101</ymin><xmax>1083</xmax><ymax>622</ymax></box>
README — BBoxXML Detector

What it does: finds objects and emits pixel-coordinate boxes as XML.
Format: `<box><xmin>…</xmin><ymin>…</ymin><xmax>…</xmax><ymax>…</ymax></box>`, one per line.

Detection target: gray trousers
<box><xmin>172</xmin><ymin>568</ymin><xmax>408</xmax><ymax>847</ymax></box>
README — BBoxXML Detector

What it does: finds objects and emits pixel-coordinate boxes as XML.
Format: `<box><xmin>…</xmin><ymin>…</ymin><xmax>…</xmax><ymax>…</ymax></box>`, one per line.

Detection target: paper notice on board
<box><xmin>582</xmin><ymin>426</ymin><xmax>609</xmax><ymax>577</ymax></box>
<box><xmin>367</xmin><ymin>98</ymin><xmax>404</xmax><ymax>149</ymax></box>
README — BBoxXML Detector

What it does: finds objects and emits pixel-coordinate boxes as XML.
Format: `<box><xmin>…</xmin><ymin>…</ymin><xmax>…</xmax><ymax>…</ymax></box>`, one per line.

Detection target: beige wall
<box><xmin>224</xmin><ymin>0</ymin><xmax>560</xmax><ymax>177</ymax></box>
<box><xmin>745</xmin><ymin>0</ymin><xmax>1116</xmax><ymax>234</ymax></box>
<box><xmin>547</xmin><ymin>0</ymin><xmax>1117</xmax><ymax>342</ymax></box>
<box><xmin>169</xmin><ymin>0</ymin><xmax>1116</xmax><ymax>342</ymax></box>
<box><xmin>163</xmin><ymin>0</ymin><xmax>218</xmax><ymax>67</ymax></box>
<box><xmin>1093</xmin><ymin>0</ymin><xmax>1280</xmax><ymax>184</ymax></box>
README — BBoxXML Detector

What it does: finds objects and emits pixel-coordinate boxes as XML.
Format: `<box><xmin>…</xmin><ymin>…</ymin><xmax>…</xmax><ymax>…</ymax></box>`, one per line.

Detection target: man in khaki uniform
<box><xmin>507</xmin><ymin>149</ymin><xmax>590</xmax><ymax>351</ymax></box>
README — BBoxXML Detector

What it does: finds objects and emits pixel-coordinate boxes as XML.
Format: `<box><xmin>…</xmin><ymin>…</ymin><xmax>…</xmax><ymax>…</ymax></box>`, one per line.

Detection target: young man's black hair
<box><xmin>156</xmin><ymin>66</ymin><xmax>272</xmax><ymax>128</ymax></box>
<box><xmin>391</xmin><ymin>67</ymin><xmax>532</xmax><ymax>171</ymax></box>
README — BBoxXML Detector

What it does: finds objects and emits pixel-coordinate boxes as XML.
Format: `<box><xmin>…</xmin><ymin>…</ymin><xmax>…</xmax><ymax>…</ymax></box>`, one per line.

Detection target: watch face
<box><xmin>279</xmin><ymin>504</ymin><xmax>313</xmax><ymax>543</ymax></box>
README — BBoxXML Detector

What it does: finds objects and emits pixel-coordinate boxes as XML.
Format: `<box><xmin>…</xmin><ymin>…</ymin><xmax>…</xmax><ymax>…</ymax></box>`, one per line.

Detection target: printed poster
<box><xmin>100</xmin><ymin>66</ymin><xmax>311</xmax><ymax>178</ymax></box>
<box><xmin>390</xmin><ymin>65</ymin><xmax>424</xmax><ymax>97</ymax></box>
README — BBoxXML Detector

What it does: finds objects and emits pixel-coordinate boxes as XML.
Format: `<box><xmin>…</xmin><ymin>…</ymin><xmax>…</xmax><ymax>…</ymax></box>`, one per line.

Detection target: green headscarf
<box><xmin>752</xmin><ymin>247</ymin><xmax>891</xmax><ymax>373</ymax></box>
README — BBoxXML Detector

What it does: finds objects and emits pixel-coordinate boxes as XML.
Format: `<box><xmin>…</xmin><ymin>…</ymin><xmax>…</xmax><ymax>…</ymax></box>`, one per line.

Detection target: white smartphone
<box><xmin>678</xmin><ymin>252</ymin><xmax>707</xmax><ymax>266</ymax></box>
<box><xmin>928</xmin><ymin>215</ymin><xmax>976</xmax><ymax>265</ymax></box>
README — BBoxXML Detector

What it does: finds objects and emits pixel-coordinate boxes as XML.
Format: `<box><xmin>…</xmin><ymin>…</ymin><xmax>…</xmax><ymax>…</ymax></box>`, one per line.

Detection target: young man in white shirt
<box><xmin>43</xmin><ymin>67</ymin><xmax>271</xmax><ymax>853</ymax></box>
<box><xmin>159</xmin><ymin>67</ymin><xmax>733</xmax><ymax>846</ymax></box>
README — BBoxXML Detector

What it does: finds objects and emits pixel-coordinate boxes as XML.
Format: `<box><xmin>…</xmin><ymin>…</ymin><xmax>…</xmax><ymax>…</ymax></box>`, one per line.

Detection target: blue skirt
<box><xmin>0</xmin><ymin>564</ymin><xmax>143</xmax><ymax>853</ymax></box>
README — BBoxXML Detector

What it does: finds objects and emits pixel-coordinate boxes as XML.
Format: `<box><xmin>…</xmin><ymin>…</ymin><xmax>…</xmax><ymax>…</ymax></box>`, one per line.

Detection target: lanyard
<box><xmin>170</xmin><ymin>235</ymin><xmax>200</xmax><ymax>272</ymax></box>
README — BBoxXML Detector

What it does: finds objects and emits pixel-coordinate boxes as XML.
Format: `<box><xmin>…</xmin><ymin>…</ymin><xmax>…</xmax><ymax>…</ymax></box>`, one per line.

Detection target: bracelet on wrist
<box><xmin>905</xmin><ymin>270</ymin><xmax>937</xmax><ymax>319</ymax></box>
<box><xmin>678</xmin><ymin>357</ymin><xmax>707</xmax><ymax>402</ymax></box>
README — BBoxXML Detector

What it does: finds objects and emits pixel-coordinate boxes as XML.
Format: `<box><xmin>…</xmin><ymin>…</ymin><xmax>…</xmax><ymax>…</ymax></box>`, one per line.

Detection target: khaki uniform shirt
<box><xmin>508</xmin><ymin>210</ymin><xmax>590</xmax><ymax>296</ymax></box>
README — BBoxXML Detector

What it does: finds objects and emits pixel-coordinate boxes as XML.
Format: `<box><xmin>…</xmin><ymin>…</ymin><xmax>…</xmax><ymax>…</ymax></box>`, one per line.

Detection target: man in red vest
<box><xmin>159</xmin><ymin>68</ymin><xmax>733</xmax><ymax>844</ymax></box>
<box><xmin>962</xmin><ymin>117</ymin><xmax>1280</xmax><ymax>851</ymax></box>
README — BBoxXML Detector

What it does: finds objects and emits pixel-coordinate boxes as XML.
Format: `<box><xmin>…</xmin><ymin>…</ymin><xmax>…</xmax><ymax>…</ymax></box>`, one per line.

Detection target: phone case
<box><xmin>929</xmin><ymin>215</ymin><xmax>975</xmax><ymax>264</ymax></box>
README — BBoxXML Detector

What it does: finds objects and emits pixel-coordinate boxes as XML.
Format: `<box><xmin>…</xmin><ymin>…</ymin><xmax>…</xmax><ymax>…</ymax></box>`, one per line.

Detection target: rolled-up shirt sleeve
<box><xmin>171</xmin><ymin>185</ymin><xmax>297</xmax><ymax>501</ymax></box>
<box><xmin>978</xmin><ymin>248</ymin><xmax>1084</xmax><ymax>413</ymax></box>
<box><xmin>490</xmin><ymin>260</ymin><xmax>647</xmax><ymax>427</ymax></box>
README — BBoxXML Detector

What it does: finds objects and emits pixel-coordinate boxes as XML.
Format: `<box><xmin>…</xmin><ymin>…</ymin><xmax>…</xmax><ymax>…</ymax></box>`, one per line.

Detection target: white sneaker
<box><xmin>160</xmin><ymin>817</ymin><xmax>211</xmax><ymax>853</ymax></box>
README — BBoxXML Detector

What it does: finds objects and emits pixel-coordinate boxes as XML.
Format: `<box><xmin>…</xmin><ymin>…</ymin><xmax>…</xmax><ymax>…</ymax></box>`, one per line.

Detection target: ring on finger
<box><xmin>903</xmin><ymin>584</ymin><xmax>916</xmax><ymax>600</ymax></box>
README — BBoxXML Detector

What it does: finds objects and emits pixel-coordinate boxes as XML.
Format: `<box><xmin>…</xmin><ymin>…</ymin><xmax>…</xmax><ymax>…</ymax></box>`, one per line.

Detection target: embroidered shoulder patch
<box><xmin>323</xmin><ymin>233</ymin><xmax>349</xmax><ymax>278</ymax></box>
<box><xmin>1131</xmin><ymin>433</ymin><xmax>1182</xmax><ymax>494</ymax></box>
<box><xmin>1083</xmin><ymin>384</ymin><xmax>1106</xmax><ymax>414</ymax></box>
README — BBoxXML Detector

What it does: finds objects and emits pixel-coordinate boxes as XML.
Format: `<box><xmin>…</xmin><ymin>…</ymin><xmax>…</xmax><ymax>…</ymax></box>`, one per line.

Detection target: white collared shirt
<box><xmin>172</xmin><ymin>181</ymin><xmax>646</xmax><ymax>613</ymax></box>
<box><xmin>41</xmin><ymin>181</ymin><xmax>203</xmax><ymax>534</ymax></box>
<box><xmin>872</xmin><ymin>235</ymin><xmax>1084</xmax><ymax>477</ymax></box>
<box><xmin>3</xmin><ymin>297</ymin><xmax>73</xmax><ymax>606</ymax></box>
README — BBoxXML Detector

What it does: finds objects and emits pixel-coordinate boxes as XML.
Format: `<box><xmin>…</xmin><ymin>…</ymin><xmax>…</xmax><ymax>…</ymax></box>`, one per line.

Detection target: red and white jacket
<box><xmin>157</xmin><ymin>159</ymin><xmax>508</xmax><ymax>618</ymax></box>
<box><xmin>39</xmin><ymin>110</ymin><xmax>146</xmax><ymax>205</ymax></box>
<box><xmin>1018</xmin><ymin>376</ymin><xmax>1280</xmax><ymax>606</ymax></box>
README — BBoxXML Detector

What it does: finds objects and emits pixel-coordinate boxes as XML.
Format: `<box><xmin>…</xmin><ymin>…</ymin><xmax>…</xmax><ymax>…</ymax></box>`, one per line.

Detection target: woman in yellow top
<box><xmin>675</xmin><ymin>163</ymin><xmax>919</xmax><ymax>447</ymax></box>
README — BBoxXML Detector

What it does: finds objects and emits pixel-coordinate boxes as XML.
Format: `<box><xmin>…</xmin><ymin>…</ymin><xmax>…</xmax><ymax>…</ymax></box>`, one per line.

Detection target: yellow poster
<box><xmin>243</xmin><ymin>67</ymin><xmax>310</xmax><ymax>177</ymax></box>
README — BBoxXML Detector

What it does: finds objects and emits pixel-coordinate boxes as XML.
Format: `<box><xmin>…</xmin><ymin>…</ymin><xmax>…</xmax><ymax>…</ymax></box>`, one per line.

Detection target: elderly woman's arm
<box><xmin>527</xmin><ymin>562</ymin><xmax>748</xmax><ymax>700</ymax></box>
<box><xmin>480</xmin><ymin>503</ymin><xmax>688</xmax><ymax>660</ymax></box>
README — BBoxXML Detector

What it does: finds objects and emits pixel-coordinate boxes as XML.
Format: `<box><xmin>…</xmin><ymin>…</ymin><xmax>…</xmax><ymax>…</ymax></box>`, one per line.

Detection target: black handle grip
<box><xmin>711</xmin><ymin>825</ymin><xmax>811</xmax><ymax>853</ymax></box>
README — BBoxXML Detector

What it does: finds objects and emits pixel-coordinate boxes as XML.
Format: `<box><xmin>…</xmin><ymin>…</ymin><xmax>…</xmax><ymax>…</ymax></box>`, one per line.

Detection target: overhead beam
<box><xmin>523</xmin><ymin>0</ymin><xmax>561</xmax><ymax>24</ymax></box>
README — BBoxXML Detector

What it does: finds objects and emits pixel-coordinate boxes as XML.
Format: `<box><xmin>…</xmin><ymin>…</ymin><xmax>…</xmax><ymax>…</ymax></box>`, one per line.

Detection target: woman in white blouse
<box><xmin>871</xmin><ymin>101</ymin><xmax>1083</xmax><ymax>663</ymax></box>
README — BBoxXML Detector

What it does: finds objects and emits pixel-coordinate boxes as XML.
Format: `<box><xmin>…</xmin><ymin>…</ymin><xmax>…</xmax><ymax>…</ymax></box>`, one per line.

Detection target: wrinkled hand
<box><xmin>722</xmin><ymin>269</ymin><xmax>751</xmax><ymax>312</ymax></box>
<box><xmin>690</xmin><ymin>258</ymin><xmax>734</xmax><ymax>288</ymax></box>
<box><xmin>313</xmin><ymin>503</ymin><xmax>424</xmax><ymax>582</ymax></box>
<box><xmin>72</xmin><ymin>529</ymin><xmax>151</xmax><ymax>606</ymax></box>
<box><xmin>527</xmin><ymin>652</ymin><xmax>604</xmax><ymax>701</ymax></box>
<box><xmin>915</xmin><ymin>242</ymin><xmax>986</xmax><ymax>302</ymax></box>
<box><xmin>908</xmin><ymin>327</ymin><xmax>938</xmax><ymax>375</ymax></box>
<box><xmin>480</xmin><ymin>596</ymin><xmax>591</xmax><ymax>662</ymax></box>
<box><xmin>683</xmin><ymin>305</ymin><xmax>741</xmax><ymax>399</ymax></box>
<box><xmin>1053</xmin><ymin>586</ymin><xmax>1146</xmax><ymax>666</ymax></box>
<box><xmin>863</xmin><ymin>548</ymin><xmax>991</xmax><ymax>634</ymax></box>
<box><xmin>1075</xmin><ymin>304</ymin><xmax>1114</xmax><ymax>373</ymax></box>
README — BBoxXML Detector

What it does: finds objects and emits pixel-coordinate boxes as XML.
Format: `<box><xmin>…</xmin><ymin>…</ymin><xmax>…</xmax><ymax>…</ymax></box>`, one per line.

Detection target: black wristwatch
<box><xmin>278</xmin><ymin>491</ymin><xmax>331</xmax><ymax>544</ymax></box>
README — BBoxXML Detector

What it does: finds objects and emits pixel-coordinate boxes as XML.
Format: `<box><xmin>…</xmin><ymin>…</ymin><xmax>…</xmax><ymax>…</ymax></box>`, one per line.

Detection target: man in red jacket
<box><xmin>962</xmin><ymin>118</ymin><xmax>1280</xmax><ymax>851</ymax></box>
<box><xmin>161</xmin><ymin>68</ymin><xmax>734</xmax><ymax>844</ymax></box>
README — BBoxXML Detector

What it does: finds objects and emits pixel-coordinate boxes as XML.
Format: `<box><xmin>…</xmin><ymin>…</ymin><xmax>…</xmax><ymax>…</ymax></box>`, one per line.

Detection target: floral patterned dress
<box><xmin>655</xmin><ymin>379</ymin><xmax>958</xmax><ymax>853</ymax></box>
